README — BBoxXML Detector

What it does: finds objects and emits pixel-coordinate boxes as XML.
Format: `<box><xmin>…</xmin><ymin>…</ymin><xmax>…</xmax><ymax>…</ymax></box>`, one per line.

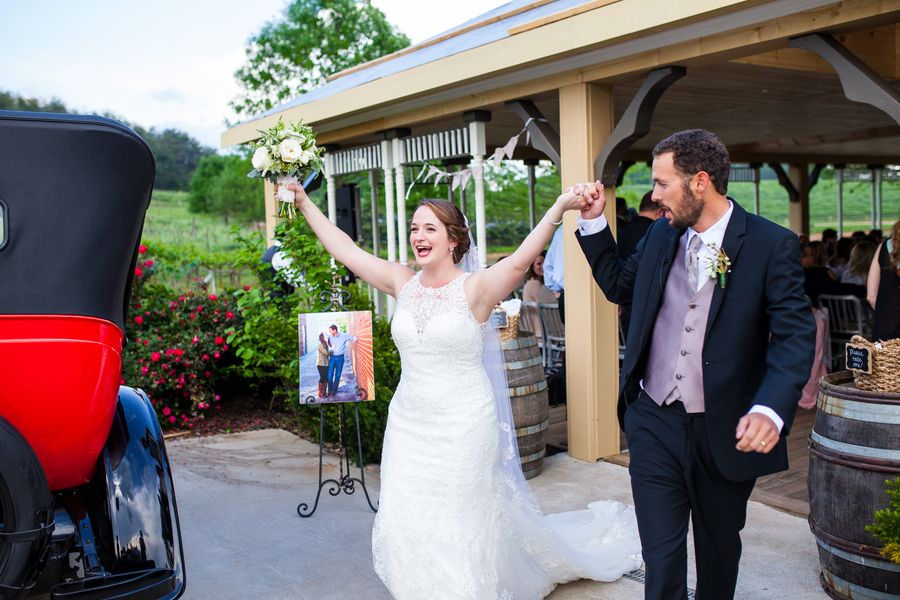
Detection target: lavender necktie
<box><xmin>686</xmin><ymin>234</ymin><xmax>703</xmax><ymax>293</ymax></box>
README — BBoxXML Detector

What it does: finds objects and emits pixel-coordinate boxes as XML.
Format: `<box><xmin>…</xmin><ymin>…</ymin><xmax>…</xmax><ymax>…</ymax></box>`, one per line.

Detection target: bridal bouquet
<box><xmin>247</xmin><ymin>117</ymin><xmax>325</xmax><ymax>219</ymax></box>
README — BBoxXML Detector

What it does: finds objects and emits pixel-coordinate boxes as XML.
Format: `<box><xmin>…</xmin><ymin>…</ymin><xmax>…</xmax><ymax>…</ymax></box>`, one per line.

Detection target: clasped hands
<box><xmin>557</xmin><ymin>180</ymin><xmax>605</xmax><ymax>218</ymax></box>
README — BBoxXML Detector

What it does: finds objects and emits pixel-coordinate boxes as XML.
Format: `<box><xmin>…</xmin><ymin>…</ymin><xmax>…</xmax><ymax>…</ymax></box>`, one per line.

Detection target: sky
<box><xmin>0</xmin><ymin>0</ymin><xmax>509</xmax><ymax>149</ymax></box>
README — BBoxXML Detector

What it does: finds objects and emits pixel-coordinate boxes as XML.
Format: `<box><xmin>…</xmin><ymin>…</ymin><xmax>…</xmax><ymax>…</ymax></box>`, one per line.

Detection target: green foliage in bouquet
<box><xmin>867</xmin><ymin>477</ymin><xmax>900</xmax><ymax>564</ymax></box>
<box><xmin>123</xmin><ymin>243</ymin><xmax>240</xmax><ymax>429</ymax></box>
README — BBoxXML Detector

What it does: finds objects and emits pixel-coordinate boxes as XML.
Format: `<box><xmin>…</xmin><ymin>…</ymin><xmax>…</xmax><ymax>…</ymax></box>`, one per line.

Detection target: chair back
<box><xmin>818</xmin><ymin>295</ymin><xmax>866</xmax><ymax>337</ymax></box>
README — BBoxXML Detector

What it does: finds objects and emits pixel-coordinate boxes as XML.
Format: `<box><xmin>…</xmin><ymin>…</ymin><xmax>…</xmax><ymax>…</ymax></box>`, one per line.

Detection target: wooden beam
<box><xmin>730</xmin><ymin>24</ymin><xmax>899</xmax><ymax>79</ymax></box>
<box><xmin>594</xmin><ymin>66</ymin><xmax>686</xmax><ymax>186</ymax></box>
<box><xmin>727</xmin><ymin>125</ymin><xmax>900</xmax><ymax>154</ymax></box>
<box><xmin>789</xmin><ymin>33</ymin><xmax>900</xmax><ymax>124</ymax></box>
<box><xmin>505</xmin><ymin>99</ymin><xmax>561</xmax><ymax>166</ymax></box>
<box><xmin>559</xmin><ymin>83</ymin><xmax>620</xmax><ymax>461</ymax></box>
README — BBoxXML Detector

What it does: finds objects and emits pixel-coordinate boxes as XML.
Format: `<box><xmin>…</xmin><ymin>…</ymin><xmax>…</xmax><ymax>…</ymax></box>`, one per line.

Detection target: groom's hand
<box><xmin>735</xmin><ymin>413</ymin><xmax>780</xmax><ymax>454</ymax></box>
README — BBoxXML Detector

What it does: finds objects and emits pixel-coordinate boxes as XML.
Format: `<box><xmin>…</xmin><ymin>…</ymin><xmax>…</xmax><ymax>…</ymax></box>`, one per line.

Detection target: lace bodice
<box><xmin>391</xmin><ymin>271</ymin><xmax>486</xmax><ymax>381</ymax></box>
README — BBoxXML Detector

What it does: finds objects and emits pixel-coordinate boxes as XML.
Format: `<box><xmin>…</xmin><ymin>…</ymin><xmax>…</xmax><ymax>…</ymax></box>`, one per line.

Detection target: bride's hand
<box><xmin>285</xmin><ymin>183</ymin><xmax>310</xmax><ymax>211</ymax></box>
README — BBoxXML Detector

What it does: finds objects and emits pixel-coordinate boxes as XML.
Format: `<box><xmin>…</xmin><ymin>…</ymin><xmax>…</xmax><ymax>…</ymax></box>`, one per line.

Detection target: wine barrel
<box><xmin>501</xmin><ymin>332</ymin><xmax>549</xmax><ymax>480</ymax></box>
<box><xmin>808</xmin><ymin>371</ymin><xmax>900</xmax><ymax>600</ymax></box>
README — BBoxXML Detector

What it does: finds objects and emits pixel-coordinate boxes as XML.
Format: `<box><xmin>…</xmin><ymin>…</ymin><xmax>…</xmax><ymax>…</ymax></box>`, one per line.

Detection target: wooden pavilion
<box><xmin>223</xmin><ymin>0</ymin><xmax>900</xmax><ymax>466</ymax></box>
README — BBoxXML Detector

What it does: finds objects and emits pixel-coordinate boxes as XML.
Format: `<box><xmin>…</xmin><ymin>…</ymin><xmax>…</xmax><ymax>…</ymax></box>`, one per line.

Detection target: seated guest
<box><xmin>617</xmin><ymin>191</ymin><xmax>663</xmax><ymax>260</ymax></box>
<box><xmin>867</xmin><ymin>219</ymin><xmax>900</xmax><ymax>340</ymax></box>
<box><xmin>841</xmin><ymin>240</ymin><xmax>876</xmax><ymax>286</ymax></box>
<box><xmin>523</xmin><ymin>252</ymin><xmax>556</xmax><ymax>338</ymax></box>
<box><xmin>803</xmin><ymin>241</ymin><xmax>864</xmax><ymax>306</ymax></box>
<box><xmin>828</xmin><ymin>237</ymin><xmax>853</xmax><ymax>281</ymax></box>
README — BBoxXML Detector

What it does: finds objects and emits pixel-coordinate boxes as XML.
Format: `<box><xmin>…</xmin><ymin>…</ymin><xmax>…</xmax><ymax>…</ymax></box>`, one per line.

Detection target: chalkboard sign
<box><xmin>846</xmin><ymin>344</ymin><xmax>872</xmax><ymax>374</ymax></box>
<box><xmin>490</xmin><ymin>310</ymin><xmax>509</xmax><ymax>329</ymax></box>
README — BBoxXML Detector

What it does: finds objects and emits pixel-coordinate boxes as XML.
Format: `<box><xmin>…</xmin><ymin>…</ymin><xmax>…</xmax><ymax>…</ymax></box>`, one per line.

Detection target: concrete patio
<box><xmin>168</xmin><ymin>429</ymin><xmax>826</xmax><ymax>599</ymax></box>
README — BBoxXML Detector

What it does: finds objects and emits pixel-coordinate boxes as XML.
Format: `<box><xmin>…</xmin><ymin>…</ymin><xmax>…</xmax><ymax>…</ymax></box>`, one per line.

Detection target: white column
<box><xmin>324</xmin><ymin>153</ymin><xmax>337</xmax><ymax>224</ymax></box>
<box><xmin>469</xmin><ymin>120</ymin><xmax>488</xmax><ymax>269</ymax></box>
<box><xmin>368</xmin><ymin>170</ymin><xmax>383</xmax><ymax>316</ymax></box>
<box><xmin>393</xmin><ymin>138</ymin><xmax>408</xmax><ymax>266</ymax></box>
<box><xmin>381</xmin><ymin>140</ymin><xmax>397</xmax><ymax>316</ymax></box>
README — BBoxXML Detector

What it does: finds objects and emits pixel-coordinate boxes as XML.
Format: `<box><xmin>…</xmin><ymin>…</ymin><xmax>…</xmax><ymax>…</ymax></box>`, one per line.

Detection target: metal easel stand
<box><xmin>296</xmin><ymin>267</ymin><xmax>378</xmax><ymax>518</ymax></box>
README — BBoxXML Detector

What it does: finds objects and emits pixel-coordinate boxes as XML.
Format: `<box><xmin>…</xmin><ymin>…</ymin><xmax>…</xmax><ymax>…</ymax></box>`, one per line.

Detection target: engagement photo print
<box><xmin>298</xmin><ymin>311</ymin><xmax>375</xmax><ymax>404</ymax></box>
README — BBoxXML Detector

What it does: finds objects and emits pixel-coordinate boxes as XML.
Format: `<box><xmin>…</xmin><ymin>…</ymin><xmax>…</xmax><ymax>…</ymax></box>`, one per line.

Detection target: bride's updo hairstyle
<box><xmin>418</xmin><ymin>199</ymin><xmax>471</xmax><ymax>264</ymax></box>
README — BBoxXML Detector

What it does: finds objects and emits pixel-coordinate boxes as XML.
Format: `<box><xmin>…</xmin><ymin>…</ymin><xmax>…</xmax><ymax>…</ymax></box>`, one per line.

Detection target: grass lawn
<box><xmin>143</xmin><ymin>190</ymin><xmax>261</xmax><ymax>253</ymax></box>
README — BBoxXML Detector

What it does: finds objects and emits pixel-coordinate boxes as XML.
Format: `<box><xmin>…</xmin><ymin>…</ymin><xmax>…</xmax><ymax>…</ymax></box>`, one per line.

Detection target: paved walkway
<box><xmin>168</xmin><ymin>429</ymin><xmax>826</xmax><ymax>599</ymax></box>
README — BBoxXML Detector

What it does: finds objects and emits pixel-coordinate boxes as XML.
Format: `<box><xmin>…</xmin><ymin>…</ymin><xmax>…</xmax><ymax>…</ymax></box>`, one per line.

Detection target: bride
<box><xmin>287</xmin><ymin>181</ymin><xmax>642</xmax><ymax>599</ymax></box>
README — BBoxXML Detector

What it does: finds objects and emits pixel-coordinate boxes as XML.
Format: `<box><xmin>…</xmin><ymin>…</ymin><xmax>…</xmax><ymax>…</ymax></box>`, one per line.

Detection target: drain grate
<box><xmin>622</xmin><ymin>569</ymin><xmax>696</xmax><ymax>599</ymax></box>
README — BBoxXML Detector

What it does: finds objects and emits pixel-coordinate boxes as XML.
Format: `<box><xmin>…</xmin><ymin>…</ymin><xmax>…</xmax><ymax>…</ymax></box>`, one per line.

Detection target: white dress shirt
<box><xmin>577</xmin><ymin>206</ymin><xmax>784</xmax><ymax>433</ymax></box>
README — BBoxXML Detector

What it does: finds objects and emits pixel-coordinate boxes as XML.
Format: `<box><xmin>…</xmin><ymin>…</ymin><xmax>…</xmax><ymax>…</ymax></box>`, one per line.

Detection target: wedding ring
<box><xmin>760</xmin><ymin>440</ymin><xmax>767</xmax><ymax>447</ymax></box>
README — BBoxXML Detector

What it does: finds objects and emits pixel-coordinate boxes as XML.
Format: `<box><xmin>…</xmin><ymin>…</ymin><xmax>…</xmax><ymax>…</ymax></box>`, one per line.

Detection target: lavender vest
<box><xmin>643</xmin><ymin>232</ymin><xmax>715</xmax><ymax>413</ymax></box>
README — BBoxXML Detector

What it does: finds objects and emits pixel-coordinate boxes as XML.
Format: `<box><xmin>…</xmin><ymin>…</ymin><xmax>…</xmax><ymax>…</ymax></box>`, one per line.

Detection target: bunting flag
<box><xmin>403</xmin><ymin>117</ymin><xmax>548</xmax><ymax>198</ymax></box>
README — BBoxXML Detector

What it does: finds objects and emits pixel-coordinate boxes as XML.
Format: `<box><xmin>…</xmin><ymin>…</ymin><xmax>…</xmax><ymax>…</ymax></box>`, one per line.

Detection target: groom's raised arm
<box><xmin>575</xmin><ymin>214</ymin><xmax>642</xmax><ymax>307</ymax></box>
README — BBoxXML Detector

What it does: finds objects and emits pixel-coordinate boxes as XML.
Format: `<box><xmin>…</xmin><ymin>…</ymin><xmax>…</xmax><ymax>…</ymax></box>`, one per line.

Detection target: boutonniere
<box><xmin>705</xmin><ymin>243</ymin><xmax>732</xmax><ymax>288</ymax></box>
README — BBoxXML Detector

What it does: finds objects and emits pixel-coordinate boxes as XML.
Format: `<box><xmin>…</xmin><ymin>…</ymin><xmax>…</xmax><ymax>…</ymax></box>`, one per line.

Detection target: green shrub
<box><xmin>226</xmin><ymin>218</ymin><xmax>400</xmax><ymax>464</ymax></box>
<box><xmin>123</xmin><ymin>244</ymin><xmax>240</xmax><ymax>428</ymax></box>
<box><xmin>867</xmin><ymin>477</ymin><xmax>900</xmax><ymax>564</ymax></box>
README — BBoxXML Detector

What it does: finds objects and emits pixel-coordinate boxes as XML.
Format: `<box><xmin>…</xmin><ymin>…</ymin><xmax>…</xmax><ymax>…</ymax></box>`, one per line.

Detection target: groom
<box><xmin>576</xmin><ymin>129</ymin><xmax>815</xmax><ymax>599</ymax></box>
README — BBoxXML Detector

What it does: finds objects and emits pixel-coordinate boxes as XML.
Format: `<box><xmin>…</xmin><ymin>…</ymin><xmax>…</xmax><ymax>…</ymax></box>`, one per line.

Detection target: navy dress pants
<box><xmin>624</xmin><ymin>391</ymin><xmax>755</xmax><ymax>600</ymax></box>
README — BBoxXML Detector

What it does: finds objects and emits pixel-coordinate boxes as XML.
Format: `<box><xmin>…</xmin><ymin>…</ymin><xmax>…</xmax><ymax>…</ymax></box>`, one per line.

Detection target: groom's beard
<box><xmin>667</xmin><ymin>180</ymin><xmax>704</xmax><ymax>230</ymax></box>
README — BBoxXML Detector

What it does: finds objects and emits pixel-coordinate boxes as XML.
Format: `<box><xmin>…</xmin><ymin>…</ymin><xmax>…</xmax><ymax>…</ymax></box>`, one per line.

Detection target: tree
<box><xmin>136</xmin><ymin>127</ymin><xmax>215</xmax><ymax>191</ymax></box>
<box><xmin>231</xmin><ymin>0</ymin><xmax>410</xmax><ymax>118</ymax></box>
<box><xmin>209</xmin><ymin>155</ymin><xmax>265</xmax><ymax>223</ymax></box>
<box><xmin>189</xmin><ymin>154</ymin><xmax>229</xmax><ymax>213</ymax></box>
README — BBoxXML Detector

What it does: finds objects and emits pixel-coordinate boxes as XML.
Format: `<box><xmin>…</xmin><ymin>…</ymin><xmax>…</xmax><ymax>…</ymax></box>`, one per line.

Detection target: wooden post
<box><xmin>559</xmin><ymin>82</ymin><xmax>619</xmax><ymax>461</ymax></box>
<box><xmin>788</xmin><ymin>163</ymin><xmax>810</xmax><ymax>236</ymax></box>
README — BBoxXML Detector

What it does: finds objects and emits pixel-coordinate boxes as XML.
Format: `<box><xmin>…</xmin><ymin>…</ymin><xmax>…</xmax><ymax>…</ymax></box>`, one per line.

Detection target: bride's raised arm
<box><xmin>467</xmin><ymin>181</ymin><xmax>601</xmax><ymax>321</ymax></box>
<box><xmin>286</xmin><ymin>183</ymin><xmax>414</xmax><ymax>297</ymax></box>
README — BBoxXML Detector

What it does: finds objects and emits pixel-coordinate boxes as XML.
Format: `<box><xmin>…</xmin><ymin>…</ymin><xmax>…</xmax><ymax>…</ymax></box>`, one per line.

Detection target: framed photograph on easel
<box><xmin>298</xmin><ymin>310</ymin><xmax>375</xmax><ymax>404</ymax></box>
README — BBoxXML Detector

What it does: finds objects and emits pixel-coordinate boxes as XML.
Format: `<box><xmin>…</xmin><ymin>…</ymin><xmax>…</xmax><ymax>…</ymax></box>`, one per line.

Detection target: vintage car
<box><xmin>0</xmin><ymin>111</ymin><xmax>185</xmax><ymax>599</ymax></box>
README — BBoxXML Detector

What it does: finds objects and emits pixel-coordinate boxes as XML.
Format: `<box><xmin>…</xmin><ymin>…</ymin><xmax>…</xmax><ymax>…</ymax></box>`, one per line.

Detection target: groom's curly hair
<box><xmin>653</xmin><ymin>129</ymin><xmax>730</xmax><ymax>195</ymax></box>
<box><xmin>418</xmin><ymin>199</ymin><xmax>471</xmax><ymax>264</ymax></box>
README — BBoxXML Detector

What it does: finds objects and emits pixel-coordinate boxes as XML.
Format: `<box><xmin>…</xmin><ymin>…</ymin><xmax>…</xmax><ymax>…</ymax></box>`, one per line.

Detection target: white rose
<box><xmin>251</xmin><ymin>147</ymin><xmax>272</xmax><ymax>171</ymax></box>
<box><xmin>279</xmin><ymin>138</ymin><xmax>303</xmax><ymax>163</ymax></box>
<box><xmin>299</xmin><ymin>149</ymin><xmax>315</xmax><ymax>166</ymax></box>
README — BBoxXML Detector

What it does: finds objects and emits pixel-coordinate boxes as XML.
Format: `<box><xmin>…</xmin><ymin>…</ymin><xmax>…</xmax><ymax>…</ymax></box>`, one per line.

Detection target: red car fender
<box><xmin>0</xmin><ymin>315</ymin><xmax>122</xmax><ymax>491</ymax></box>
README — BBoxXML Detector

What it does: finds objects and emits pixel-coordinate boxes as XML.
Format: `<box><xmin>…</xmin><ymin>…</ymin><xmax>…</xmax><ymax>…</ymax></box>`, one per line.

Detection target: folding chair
<box><xmin>818</xmin><ymin>294</ymin><xmax>871</xmax><ymax>371</ymax></box>
<box><xmin>537</xmin><ymin>302</ymin><xmax>565</xmax><ymax>367</ymax></box>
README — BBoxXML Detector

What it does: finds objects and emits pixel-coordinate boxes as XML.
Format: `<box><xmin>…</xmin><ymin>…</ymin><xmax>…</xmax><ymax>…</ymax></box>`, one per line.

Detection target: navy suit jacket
<box><xmin>577</xmin><ymin>201</ymin><xmax>816</xmax><ymax>481</ymax></box>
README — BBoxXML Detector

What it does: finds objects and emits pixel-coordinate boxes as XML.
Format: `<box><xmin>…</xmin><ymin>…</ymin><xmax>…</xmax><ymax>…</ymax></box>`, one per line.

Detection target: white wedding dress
<box><xmin>372</xmin><ymin>272</ymin><xmax>642</xmax><ymax>599</ymax></box>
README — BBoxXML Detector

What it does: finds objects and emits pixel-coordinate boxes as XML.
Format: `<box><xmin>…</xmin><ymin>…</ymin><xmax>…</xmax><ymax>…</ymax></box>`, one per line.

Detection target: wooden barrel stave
<box><xmin>502</xmin><ymin>333</ymin><xmax>549</xmax><ymax>480</ymax></box>
<box><xmin>809</xmin><ymin>371</ymin><xmax>900</xmax><ymax>599</ymax></box>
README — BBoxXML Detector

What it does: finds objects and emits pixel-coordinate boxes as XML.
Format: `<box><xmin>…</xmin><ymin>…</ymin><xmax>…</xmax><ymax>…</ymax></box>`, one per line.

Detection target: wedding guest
<box><xmin>523</xmin><ymin>252</ymin><xmax>556</xmax><ymax>304</ymax></box>
<box><xmin>828</xmin><ymin>237</ymin><xmax>853</xmax><ymax>280</ymax></box>
<box><xmin>618</xmin><ymin>191</ymin><xmax>663</xmax><ymax>260</ymax></box>
<box><xmin>523</xmin><ymin>251</ymin><xmax>555</xmax><ymax>339</ymax></box>
<box><xmin>840</xmin><ymin>240</ymin><xmax>876</xmax><ymax>286</ymax></box>
<box><xmin>326</xmin><ymin>324</ymin><xmax>356</xmax><ymax>397</ymax></box>
<box><xmin>803</xmin><ymin>241</ymin><xmax>841</xmax><ymax>306</ymax></box>
<box><xmin>867</xmin><ymin>219</ymin><xmax>900</xmax><ymax>340</ymax></box>
<box><xmin>543</xmin><ymin>226</ymin><xmax>566</xmax><ymax>323</ymax></box>
<box><xmin>821</xmin><ymin>228</ymin><xmax>838</xmax><ymax>260</ymax></box>
<box><xmin>316</xmin><ymin>333</ymin><xmax>331</xmax><ymax>399</ymax></box>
